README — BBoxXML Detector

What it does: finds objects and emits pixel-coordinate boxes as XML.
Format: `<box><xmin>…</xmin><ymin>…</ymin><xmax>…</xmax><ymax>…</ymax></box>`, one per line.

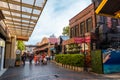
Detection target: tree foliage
<box><xmin>62</xmin><ymin>26</ymin><xmax>70</xmax><ymax>36</ymax></box>
<box><xmin>17</xmin><ymin>40</ymin><xmax>25</xmax><ymax>51</ymax></box>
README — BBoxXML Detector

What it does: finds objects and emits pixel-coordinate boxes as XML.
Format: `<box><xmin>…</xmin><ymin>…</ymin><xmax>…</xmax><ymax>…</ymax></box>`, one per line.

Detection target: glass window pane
<box><xmin>22</xmin><ymin>0</ymin><xmax>34</xmax><ymax>5</ymax></box>
<box><xmin>12</xmin><ymin>12</ymin><xmax>20</xmax><ymax>16</ymax></box>
<box><xmin>31</xmin><ymin>16</ymin><xmax>38</xmax><ymax>20</ymax></box>
<box><xmin>2</xmin><ymin>10</ymin><xmax>10</xmax><ymax>15</ymax></box>
<box><xmin>0</xmin><ymin>2</ymin><xmax>8</xmax><ymax>8</ymax></box>
<box><xmin>33</xmin><ymin>9</ymin><xmax>41</xmax><ymax>14</ymax></box>
<box><xmin>5</xmin><ymin>17</ymin><xmax>12</xmax><ymax>20</ymax></box>
<box><xmin>22</xmin><ymin>14</ymin><xmax>30</xmax><ymax>18</ymax></box>
<box><xmin>35</xmin><ymin>0</ymin><xmax>44</xmax><ymax>7</ymax></box>
<box><xmin>9</xmin><ymin>3</ymin><xmax>20</xmax><ymax>11</ymax></box>
<box><xmin>22</xmin><ymin>20</ymin><xmax>29</xmax><ymax>23</ymax></box>
<box><xmin>13</xmin><ymin>18</ymin><xmax>21</xmax><ymax>21</ymax></box>
<box><xmin>22</xmin><ymin>7</ymin><xmax>32</xmax><ymax>13</ymax></box>
<box><xmin>13</xmin><ymin>0</ymin><xmax>20</xmax><ymax>2</ymax></box>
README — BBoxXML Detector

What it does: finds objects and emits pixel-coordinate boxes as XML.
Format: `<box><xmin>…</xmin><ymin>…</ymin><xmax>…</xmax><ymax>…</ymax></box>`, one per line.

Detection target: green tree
<box><xmin>15</xmin><ymin>41</ymin><xmax>25</xmax><ymax>66</ymax></box>
<box><xmin>62</xmin><ymin>26</ymin><xmax>70</xmax><ymax>36</ymax></box>
<box><xmin>17</xmin><ymin>40</ymin><xmax>25</xmax><ymax>51</ymax></box>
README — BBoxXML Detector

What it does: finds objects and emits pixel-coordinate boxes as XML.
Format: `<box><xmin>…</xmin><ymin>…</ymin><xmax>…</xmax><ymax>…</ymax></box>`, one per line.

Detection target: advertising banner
<box><xmin>102</xmin><ymin>48</ymin><xmax>120</xmax><ymax>74</ymax></box>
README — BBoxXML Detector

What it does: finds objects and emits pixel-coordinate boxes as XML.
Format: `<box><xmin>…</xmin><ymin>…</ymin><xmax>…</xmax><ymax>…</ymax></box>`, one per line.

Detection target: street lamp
<box><xmin>83</xmin><ymin>24</ymin><xmax>88</xmax><ymax>72</ymax></box>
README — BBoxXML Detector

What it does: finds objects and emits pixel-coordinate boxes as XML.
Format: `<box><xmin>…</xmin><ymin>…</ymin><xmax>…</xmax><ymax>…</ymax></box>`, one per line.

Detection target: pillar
<box><xmin>5</xmin><ymin>35</ymin><xmax>16</xmax><ymax>68</ymax></box>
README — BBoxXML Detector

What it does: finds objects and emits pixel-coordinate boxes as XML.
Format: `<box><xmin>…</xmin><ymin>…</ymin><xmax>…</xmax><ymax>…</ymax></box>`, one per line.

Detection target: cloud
<box><xmin>25</xmin><ymin>0</ymin><xmax>92</xmax><ymax>45</ymax></box>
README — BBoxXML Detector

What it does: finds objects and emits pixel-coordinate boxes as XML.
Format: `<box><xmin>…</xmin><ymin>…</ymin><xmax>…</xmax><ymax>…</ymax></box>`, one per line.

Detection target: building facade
<box><xmin>0</xmin><ymin>10</ymin><xmax>17</xmax><ymax>70</ymax></box>
<box><xmin>63</xmin><ymin>1</ymin><xmax>120</xmax><ymax>68</ymax></box>
<box><xmin>34</xmin><ymin>37</ymin><xmax>58</xmax><ymax>56</ymax></box>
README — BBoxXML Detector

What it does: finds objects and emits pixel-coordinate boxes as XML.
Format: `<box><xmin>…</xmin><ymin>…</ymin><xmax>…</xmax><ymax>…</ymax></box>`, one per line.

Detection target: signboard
<box><xmin>16</xmin><ymin>49</ymin><xmax>21</xmax><ymax>54</ymax></box>
<box><xmin>63</xmin><ymin>37</ymin><xmax>91</xmax><ymax>45</ymax></box>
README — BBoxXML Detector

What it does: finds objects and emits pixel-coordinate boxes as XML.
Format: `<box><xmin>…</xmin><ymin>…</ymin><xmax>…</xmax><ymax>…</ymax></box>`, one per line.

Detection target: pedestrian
<box><xmin>41</xmin><ymin>52</ymin><xmax>46</xmax><ymax>64</ymax></box>
<box><xmin>29</xmin><ymin>54</ymin><xmax>34</xmax><ymax>64</ymax></box>
<box><xmin>21</xmin><ymin>52</ymin><xmax>26</xmax><ymax>66</ymax></box>
<box><xmin>51</xmin><ymin>51</ymin><xmax>54</xmax><ymax>60</ymax></box>
<box><xmin>37</xmin><ymin>54</ymin><xmax>41</xmax><ymax>64</ymax></box>
<box><xmin>34</xmin><ymin>54</ymin><xmax>38</xmax><ymax>64</ymax></box>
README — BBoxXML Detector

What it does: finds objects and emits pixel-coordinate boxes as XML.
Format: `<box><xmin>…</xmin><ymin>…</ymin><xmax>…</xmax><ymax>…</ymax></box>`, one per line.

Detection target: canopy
<box><xmin>95</xmin><ymin>0</ymin><xmax>120</xmax><ymax>18</ymax></box>
<box><xmin>0</xmin><ymin>0</ymin><xmax>47</xmax><ymax>41</ymax></box>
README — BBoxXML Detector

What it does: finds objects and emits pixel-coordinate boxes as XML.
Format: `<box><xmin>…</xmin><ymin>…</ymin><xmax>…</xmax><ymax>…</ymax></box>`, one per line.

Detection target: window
<box><xmin>111</xmin><ymin>18</ymin><xmax>118</xmax><ymax>27</ymax></box>
<box><xmin>75</xmin><ymin>25</ymin><xmax>79</xmax><ymax>37</ymax></box>
<box><xmin>70</xmin><ymin>27</ymin><xmax>74</xmax><ymax>38</ymax></box>
<box><xmin>80</xmin><ymin>22</ymin><xmax>85</xmax><ymax>35</ymax></box>
<box><xmin>86</xmin><ymin>17</ymin><xmax>92</xmax><ymax>32</ymax></box>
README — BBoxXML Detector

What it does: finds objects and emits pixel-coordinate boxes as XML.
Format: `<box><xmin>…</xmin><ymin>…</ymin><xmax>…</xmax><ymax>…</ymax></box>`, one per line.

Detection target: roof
<box><xmin>48</xmin><ymin>38</ymin><xmax>58</xmax><ymax>44</ymax></box>
<box><xmin>0</xmin><ymin>0</ymin><xmax>47</xmax><ymax>41</ymax></box>
<box><xmin>95</xmin><ymin>0</ymin><xmax>120</xmax><ymax>18</ymax></box>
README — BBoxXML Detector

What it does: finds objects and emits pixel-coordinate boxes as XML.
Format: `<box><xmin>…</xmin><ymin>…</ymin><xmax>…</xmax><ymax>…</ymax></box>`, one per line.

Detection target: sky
<box><xmin>25</xmin><ymin>0</ymin><xmax>92</xmax><ymax>45</ymax></box>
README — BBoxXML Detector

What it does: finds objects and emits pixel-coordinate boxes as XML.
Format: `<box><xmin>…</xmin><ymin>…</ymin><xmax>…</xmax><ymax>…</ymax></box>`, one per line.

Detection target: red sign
<box><xmin>63</xmin><ymin>36</ymin><xmax>91</xmax><ymax>45</ymax></box>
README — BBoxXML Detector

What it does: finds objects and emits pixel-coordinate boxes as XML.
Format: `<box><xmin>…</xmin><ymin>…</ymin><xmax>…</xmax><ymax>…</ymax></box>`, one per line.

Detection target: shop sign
<box><xmin>63</xmin><ymin>36</ymin><xmax>91</xmax><ymax>45</ymax></box>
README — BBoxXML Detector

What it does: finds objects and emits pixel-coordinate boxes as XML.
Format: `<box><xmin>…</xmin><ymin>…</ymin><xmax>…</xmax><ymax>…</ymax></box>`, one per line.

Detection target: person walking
<box><xmin>21</xmin><ymin>52</ymin><xmax>26</xmax><ymax>66</ymax></box>
<box><xmin>29</xmin><ymin>54</ymin><xmax>34</xmax><ymax>64</ymax></box>
<box><xmin>34</xmin><ymin>54</ymin><xmax>38</xmax><ymax>64</ymax></box>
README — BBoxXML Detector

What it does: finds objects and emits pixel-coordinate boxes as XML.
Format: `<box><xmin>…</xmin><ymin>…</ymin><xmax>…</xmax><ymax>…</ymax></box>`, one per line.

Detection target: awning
<box><xmin>0</xmin><ymin>0</ymin><xmax>47</xmax><ymax>41</ymax></box>
<box><xmin>63</xmin><ymin>36</ymin><xmax>91</xmax><ymax>45</ymax></box>
<box><xmin>95</xmin><ymin>0</ymin><xmax>120</xmax><ymax>18</ymax></box>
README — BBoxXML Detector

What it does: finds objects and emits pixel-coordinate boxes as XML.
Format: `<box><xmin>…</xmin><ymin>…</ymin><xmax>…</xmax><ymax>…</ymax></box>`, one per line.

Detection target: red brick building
<box><xmin>63</xmin><ymin>4</ymin><xmax>95</xmax><ymax>67</ymax></box>
<box><xmin>63</xmin><ymin>2</ymin><xmax>120</xmax><ymax>67</ymax></box>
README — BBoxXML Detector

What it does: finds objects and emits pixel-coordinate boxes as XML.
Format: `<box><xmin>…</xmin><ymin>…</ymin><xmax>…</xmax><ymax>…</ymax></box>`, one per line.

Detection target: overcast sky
<box><xmin>25</xmin><ymin>0</ymin><xmax>92</xmax><ymax>45</ymax></box>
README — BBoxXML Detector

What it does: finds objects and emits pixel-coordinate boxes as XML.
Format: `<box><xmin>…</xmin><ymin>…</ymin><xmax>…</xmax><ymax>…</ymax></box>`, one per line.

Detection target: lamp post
<box><xmin>83</xmin><ymin>24</ymin><xmax>88</xmax><ymax>72</ymax></box>
<box><xmin>83</xmin><ymin>36</ymin><xmax>88</xmax><ymax>71</ymax></box>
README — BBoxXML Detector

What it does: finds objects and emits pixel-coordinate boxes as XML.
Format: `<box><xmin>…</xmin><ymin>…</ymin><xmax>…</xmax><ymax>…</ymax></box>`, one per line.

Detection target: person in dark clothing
<box><xmin>21</xmin><ymin>52</ymin><xmax>26</xmax><ymax>66</ymax></box>
<box><xmin>29</xmin><ymin>54</ymin><xmax>34</xmax><ymax>64</ymax></box>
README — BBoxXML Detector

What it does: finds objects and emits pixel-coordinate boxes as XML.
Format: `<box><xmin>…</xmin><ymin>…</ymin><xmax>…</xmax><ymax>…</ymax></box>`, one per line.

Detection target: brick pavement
<box><xmin>0</xmin><ymin>61</ymin><xmax>120</xmax><ymax>80</ymax></box>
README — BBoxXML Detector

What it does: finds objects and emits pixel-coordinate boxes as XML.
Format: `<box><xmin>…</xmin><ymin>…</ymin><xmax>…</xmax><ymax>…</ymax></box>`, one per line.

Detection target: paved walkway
<box><xmin>0</xmin><ymin>61</ymin><xmax>120</xmax><ymax>80</ymax></box>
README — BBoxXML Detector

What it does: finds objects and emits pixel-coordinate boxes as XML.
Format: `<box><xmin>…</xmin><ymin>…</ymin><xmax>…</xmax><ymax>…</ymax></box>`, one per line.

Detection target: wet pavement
<box><xmin>0</xmin><ymin>61</ymin><xmax>120</xmax><ymax>80</ymax></box>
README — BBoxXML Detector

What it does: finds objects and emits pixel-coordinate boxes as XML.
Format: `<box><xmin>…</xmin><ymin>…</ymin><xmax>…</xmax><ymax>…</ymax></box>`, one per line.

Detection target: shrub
<box><xmin>91</xmin><ymin>50</ymin><xmax>103</xmax><ymax>74</ymax></box>
<box><xmin>55</xmin><ymin>54</ymin><xmax>84</xmax><ymax>67</ymax></box>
